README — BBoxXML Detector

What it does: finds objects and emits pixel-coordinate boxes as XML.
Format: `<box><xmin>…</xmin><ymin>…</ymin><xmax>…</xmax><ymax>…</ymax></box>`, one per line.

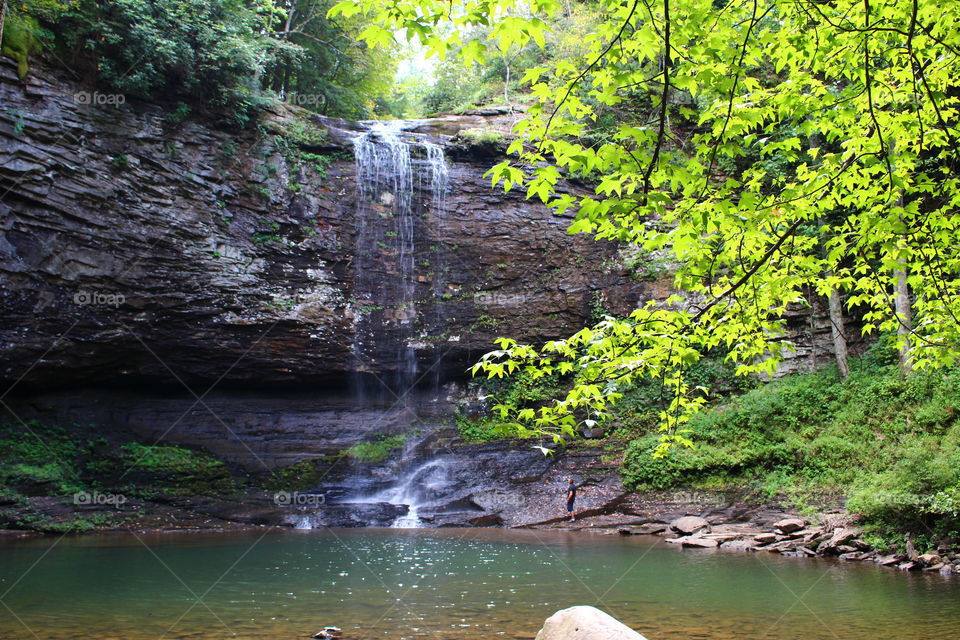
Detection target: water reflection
<box><xmin>0</xmin><ymin>528</ymin><xmax>956</xmax><ymax>640</ymax></box>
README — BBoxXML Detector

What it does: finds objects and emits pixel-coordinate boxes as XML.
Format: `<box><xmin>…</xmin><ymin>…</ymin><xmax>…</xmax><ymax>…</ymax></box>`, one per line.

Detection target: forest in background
<box><xmin>0</xmin><ymin>0</ymin><xmax>607</xmax><ymax>121</ymax></box>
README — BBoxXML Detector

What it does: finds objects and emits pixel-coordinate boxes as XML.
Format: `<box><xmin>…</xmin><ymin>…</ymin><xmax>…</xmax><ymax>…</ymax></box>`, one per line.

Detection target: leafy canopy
<box><xmin>5</xmin><ymin>0</ymin><xmax>400</xmax><ymax>123</ymax></box>
<box><xmin>334</xmin><ymin>0</ymin><xmax>960</xmax><ymax>454</ymax></box>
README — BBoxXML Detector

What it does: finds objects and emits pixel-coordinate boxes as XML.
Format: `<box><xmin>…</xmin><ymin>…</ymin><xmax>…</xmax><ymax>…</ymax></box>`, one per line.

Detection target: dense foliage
<box><xmin>337</xmin><ymin>0</ymin><xmax>960</xmax><ymax>454</ymax></box>
<box><xmin>1</xmin><ymin>0</ymin><xmax>398</xmax><ymax>123</ymax></box>
<box><xmin>621</xmin><ymin>341</ymin><xmax>960</xmax><ymax>550</ymax></box>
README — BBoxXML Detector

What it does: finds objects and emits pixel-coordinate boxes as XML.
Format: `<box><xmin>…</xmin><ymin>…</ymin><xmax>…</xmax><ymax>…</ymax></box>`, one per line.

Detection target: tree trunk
<box><xmin>895</xmin><ymin>265</ymin><xmax>912</xmax><ymax>375</ymax></box>
<box><xmin>827</xmin><ymin>285</ymin><xmax>849</xmax><ymax>379</ymax></box>
<box><xmin>503</xmin><ymin>58</ymin><xmax>511</xmax><ymax>105</ymax></box>
<box><xmin>1</xmin><ymin>0</ymin><xmax>7</xmax><ymax>45</ymax></box>
<box><xmin>808</xmin><ymin>290</ymin><xmax>817</xmax><ymax>371</ymax></box>
<box><xmin>894</xmin><ymin>190</ymin><xmax>913</xmax><ymax>375</ymax></box>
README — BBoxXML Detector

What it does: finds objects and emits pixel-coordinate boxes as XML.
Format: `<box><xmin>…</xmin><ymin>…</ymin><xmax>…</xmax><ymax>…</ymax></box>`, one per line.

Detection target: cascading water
<box><xmin>341</xmin><ymin>122</ymin><xmax>454</xmax><ymax>527</ymax></box>
<box><xmin>350</xmin><ymin>122</ymin><xmax>450</xmax><ymax>401</ymax></box>
<box><xmin>359</xmin><ymin>433</ymin><xmax>455</xmax><ymax>528</ymax></box>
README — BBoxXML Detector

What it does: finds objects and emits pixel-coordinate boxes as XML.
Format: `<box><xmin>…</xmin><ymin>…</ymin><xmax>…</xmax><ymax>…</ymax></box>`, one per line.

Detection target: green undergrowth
<box><xmin>264</xmin><ymin>457</ymin><xmax>338</xmax><ymax>491</ymax></box>
<box><xmin>456</xmin><ymin>370</ymin><xmax>567</xmax><ymax>442</ymax></box>
<box><xmin>455</xmin><ymin>414</ymin><xmax>515</xmax><ymax>442</ymax></box>
<box><xmin>0</xmin><ymin>422</ymin><xmax>238</xmax><ymax>504</ymax></box>
<box><xmin>342</xmin><ymin>433</ymin><xmax>409</xmax><ymax>463</ymax></box>
<box><xmin>119</xmin><ymin>442</ymin><xmax>235</xmax><ymax>496</ymax></box>
<box><xmin>609</xmin><ymin>350</ymin><xmax>756</xmax><ymax>437</ymax></box>
<box><xmin>621</xmin><ymin>339</ymin><xmax>960</xmax><ymax>551</ymax></box>
<box><xmin>14</xmin><ymin>512</ymin><xmax>128</xmax><ymax>534</ymax></box>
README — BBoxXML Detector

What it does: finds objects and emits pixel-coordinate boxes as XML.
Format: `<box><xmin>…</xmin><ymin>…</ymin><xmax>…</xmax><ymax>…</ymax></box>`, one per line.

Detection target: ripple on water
<box><xmin>0</xmin><ymin>529</ymin><xmax>957</xmax><ymax>640</ymax></box>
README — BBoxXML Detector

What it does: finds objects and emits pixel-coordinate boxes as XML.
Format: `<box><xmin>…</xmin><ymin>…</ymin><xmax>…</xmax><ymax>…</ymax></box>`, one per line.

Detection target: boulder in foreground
<box><xmin>535</xmin><ymin>605</ymin><xmax>649</xmax><ymax>640</ymax></box>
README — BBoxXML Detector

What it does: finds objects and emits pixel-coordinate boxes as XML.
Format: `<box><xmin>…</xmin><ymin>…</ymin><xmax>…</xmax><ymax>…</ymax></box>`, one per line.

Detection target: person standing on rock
<box><xmin>566</xmin><ymin>478</ymin><xmax>578</xmax><ymax>522</ymax></box>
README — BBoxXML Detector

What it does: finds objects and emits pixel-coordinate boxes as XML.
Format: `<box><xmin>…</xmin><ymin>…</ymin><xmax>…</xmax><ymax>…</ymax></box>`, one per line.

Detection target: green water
<box><xmin>0</xmin><ymin>528</ymin><xmax>957</xmax><ymax>639</ymax></box>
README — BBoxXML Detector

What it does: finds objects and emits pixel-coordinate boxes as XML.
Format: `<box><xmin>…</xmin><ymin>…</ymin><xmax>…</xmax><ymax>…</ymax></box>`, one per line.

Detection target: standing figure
<box><xmin>566</xmin><ymin>478</ymin><xmax>577</xmax><ymax>522</ymax></box>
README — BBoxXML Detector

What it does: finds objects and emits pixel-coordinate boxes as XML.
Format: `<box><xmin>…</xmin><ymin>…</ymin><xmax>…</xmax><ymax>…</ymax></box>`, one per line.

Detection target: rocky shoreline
<box><xmin>2</xmin><ymin>429</ymin><xmax>957</xmax><ymax>578</ymax></box>
<box><xmin>530</xmin><ymin>498</ymin><xmax>960</xmax><ymax>576</ymax></box>
<box><xmin>6</xmin><ymin>483</ymin><xmax>959</xmax><ymax>580</ymax></box>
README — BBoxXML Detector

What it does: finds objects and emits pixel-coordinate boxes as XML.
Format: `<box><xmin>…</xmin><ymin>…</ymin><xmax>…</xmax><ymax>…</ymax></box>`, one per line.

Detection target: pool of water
<box><xmin>0</xmin><ymin>528</ymin><xmax>956</xmax><ymax>639</ymax></box>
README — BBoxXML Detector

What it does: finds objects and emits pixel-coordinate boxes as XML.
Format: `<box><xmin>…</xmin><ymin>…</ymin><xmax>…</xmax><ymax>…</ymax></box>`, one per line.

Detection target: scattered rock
<box><xmin>851</xmin><ymin>538</ymin><xmax>872</xmax><ymax>551</ymax></box>
<box><xmin>767</xmin><ymin>541</ymin><xmax>801</xmax><ymax>553</ymax></box>
<box><xmin>700</xmin><ymin>532</ymin><xmax>740</xmax><ymax>542</ymax></box>
<box><xmin>754</xmin><ymin>533</ymin><xmax>777</xmax><ymax>545</ymax></box>
<box><xmin>897</xmin><ymin>561</ymin><xmax>920</xmax><ymax>572</ymax></box>
<box><xmin>830</xmin><ymin>527</ymin><xmax>860</xmax><ymax>546</ymax></box>
<box><xmin>681</xmin><ymin>537</ymin><xmax>719</xmax><ymax>549</ymax></box>
<box><xmin>534</xmin><ymin>606</ymin><xmax>649</xmax><ymax>640</ymax></box>
<box><xmin>773</xmin><ymin>518</ymin><xmax>806</xmax><ymax>534</ymax></box>
<box><xmin>917</xmin><ymin>553</ymin><xmax>941</xmax><ymax>566</ymax></box>
<box><xmin>818</xmin><ymin>526</ymin><xmax>862</xmax><ymax>555</ymax></box>
<box><xmin>721</xmin><ymin>538</ymin><xmax>757</xmax><ymax>552</ymax></box>
<box><xmin>617</xmin><ymin>524</ymin><xmax>667</xmax><ymax>536</ymax></box>
<box><xmin>776</xmin><ymin>532</ymin><xmax>805</xmax><ymax>542</ymax></box>
<box><xmin>876</xmin><ymin>555</ymin><xmax>902</xmax><ymax>566</ymax></box>
<box><xmin>670</xmin><ymin>516</ymin><xmax>710</xmax><ymax>535</ymax></box>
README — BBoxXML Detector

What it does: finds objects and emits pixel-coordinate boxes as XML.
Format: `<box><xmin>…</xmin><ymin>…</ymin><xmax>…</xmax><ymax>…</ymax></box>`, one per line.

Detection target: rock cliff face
<box><xmin>0</xmin><ymin>59</ymin><xmax>633</xmax><ymax>392</ymax></box>
<box><xmin>0</xmin><ymin>57</ymin><xmax>859</xmax><ymax>396</ymax></box>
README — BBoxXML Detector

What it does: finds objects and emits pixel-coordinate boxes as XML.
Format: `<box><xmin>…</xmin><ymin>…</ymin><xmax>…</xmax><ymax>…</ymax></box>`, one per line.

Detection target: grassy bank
<box><xmin>621</xmin><ymin>342</ymin><xmax>960</xmax><ymax>552</ymax></box>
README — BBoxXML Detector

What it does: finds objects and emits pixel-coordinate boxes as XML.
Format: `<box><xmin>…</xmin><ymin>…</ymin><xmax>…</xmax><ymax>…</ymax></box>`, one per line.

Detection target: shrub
<box><xmin>455</xmin><ymin>415</ymin><xmax>513</xmax><ymax>442</ymax></box>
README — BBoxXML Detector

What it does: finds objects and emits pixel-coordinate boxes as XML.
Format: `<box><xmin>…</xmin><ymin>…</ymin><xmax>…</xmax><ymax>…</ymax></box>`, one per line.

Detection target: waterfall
<box><xmin>424</xmin><ymin>140</ymin><xmax>449</xmax><ymax>391</ymax></box>
<box><xmin>350</xmin><ymin>122</ymin><xmax>450</xmax><ymax>401</ymax></box>
<box><xmin>372</xmin><ymin>458</ymin><xmax>453</xmax><ymax>528</ymax></box>
<box><xmin>337</xmin><ymin>122</ymin><xmax>453</xmax><ymax>528</ymax></box>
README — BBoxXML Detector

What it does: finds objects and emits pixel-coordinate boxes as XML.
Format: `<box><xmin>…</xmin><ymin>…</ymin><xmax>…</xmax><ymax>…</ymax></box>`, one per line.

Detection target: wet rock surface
<box><xmin>8</xmin><ymin>387</ymin><xmax>452</xmax><ymax>471</ymax></box>
<box><xmin>0</xmin><ymin>59</ymin><xmax>636</xmax><ymax>391</ymax></box>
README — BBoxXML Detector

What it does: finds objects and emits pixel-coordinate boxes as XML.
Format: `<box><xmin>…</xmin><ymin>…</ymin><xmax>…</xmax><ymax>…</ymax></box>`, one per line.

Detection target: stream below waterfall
<box><xmin>1</xmin><ymin>528</ymin><xmax>958</xmax><ymax>640</ymax></box>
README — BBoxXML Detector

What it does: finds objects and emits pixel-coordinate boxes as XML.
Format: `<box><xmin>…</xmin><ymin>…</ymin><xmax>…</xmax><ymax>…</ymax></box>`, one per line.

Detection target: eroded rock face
<box><xmin>0</xmin><ymin>59</ymin><xmax>637</xmax><ymax>391</ymax></box>
<box><xmin>0</xmin><ymin>54</ymin><xmax>861</xmax><ymax>395</ymax></box>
